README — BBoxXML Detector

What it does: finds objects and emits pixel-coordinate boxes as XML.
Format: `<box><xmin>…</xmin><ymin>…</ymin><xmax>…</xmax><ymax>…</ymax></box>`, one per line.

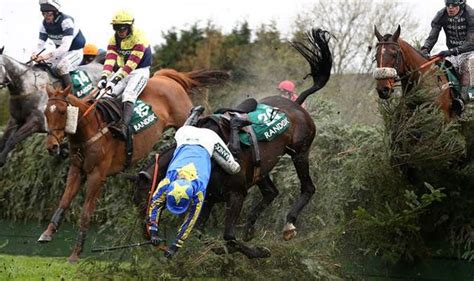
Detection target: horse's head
<box><xmin>373</xmin><ymin>25</ymin><xmax>402</xmax><ymax>99</ymax></box>
<box><xmin>44</xmin><ymin>84</ymin><xmax>75</xmax><ymax>155</ymax></box>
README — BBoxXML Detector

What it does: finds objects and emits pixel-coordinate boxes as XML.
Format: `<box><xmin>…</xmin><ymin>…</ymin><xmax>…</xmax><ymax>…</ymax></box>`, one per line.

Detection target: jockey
<box><xmin>277</xmin><ymin>80</ymin><xmax>306</xmax><ymax>108</ymax></box>
<box><xmin>97</xmin><ymin>10</ymin><xmax>152</xmax><ymax>140</ymax></box>
<box><xmin>80</xmin><ymin>43</ymin><xmax>99</xmax><ymax>65</ymax></box>
<box><xmin>420</xmin><ymin>0</ymin><xmax>474</xmax><ymax>113</ymax></box>
<box><xmin>147</xmin><ymin>106</ymin><xmax>241</xmax><ymax>259</ymax></box>
<box><xmin>31</xmin><ymin>0</ymin><xmax>86</xmax><ymax>88</ymax></box>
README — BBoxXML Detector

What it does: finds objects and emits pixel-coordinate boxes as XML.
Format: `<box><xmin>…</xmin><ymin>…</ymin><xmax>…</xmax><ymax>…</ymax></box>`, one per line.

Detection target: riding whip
<box><xmin>25</xmin><ymin>48</ymin><xmax>46</xmax><ymax>64</ymax></box>
<box><xmin>91</xmin><ymin>240</ymin><xmax>167</xmax><ymax>253</ymax></box>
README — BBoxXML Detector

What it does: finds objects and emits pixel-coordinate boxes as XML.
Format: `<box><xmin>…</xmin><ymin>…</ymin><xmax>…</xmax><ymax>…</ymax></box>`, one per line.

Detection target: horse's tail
<box><xmin>290</xmin><ymin>28</ymin><xmax>333</xmax><ymax>105</ymax></box>
<box><xmin>153</xmin><ymin>69</ymin><xmax>230</xmax><ymax>93</ymax></box>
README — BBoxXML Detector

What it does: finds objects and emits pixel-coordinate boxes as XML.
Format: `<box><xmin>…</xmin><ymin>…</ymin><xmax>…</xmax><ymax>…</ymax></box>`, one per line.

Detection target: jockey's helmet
<box><xmin>445</xmin><ymin>0</ymin><xmax>466</xmax><ymax>7</ymax></box>
<box><xmin>278</xmin><ymin>80</ymin><xmax>296</xmax><ymax>94</ymax></box>
<box><xmin>83</xmin><ymin>43</ymin><xmax>99</xmax><ymax>56</ymax></box>
<box><xmin>166</xmin><ymin>178</ymin><xmax>194</xmax><ymax>215</ymax></box>
<box><xmin>111</xmin><ymin>10</ymin><xmax>134</xmax><ymax>26</ymax></box>
<box><xmin>39</xmin><ymin>0</ymin><xmax>61</xmax><ymax>12</ymax></box>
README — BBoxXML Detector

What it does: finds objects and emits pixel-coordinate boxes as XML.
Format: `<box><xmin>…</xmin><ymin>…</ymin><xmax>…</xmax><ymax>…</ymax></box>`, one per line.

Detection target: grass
<box><xmin>0</xmin><ymin>255</ymin><xmax>79</xmax><ymax>280</ymax></box>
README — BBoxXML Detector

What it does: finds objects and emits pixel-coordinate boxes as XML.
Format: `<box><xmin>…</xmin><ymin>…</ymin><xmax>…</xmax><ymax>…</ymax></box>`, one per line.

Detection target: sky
<box><xmin>0</xmin><ymin>0</ymin><xmax>446</xmax><ymax>61</ymax></box>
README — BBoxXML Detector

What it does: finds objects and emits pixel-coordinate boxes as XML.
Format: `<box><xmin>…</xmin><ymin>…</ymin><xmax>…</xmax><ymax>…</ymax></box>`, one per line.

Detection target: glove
<box><xmin>105</xmin><ymin>76</ymin><xmax>122</xmax><ymax>93</ymax></box>
<box><xmin>420</xmin><ymin>48</ymin><xmax>430</xmax><ymax>59</ymax></box>
<box><xmin>164</xmin><ymin>244</ymin><xmax>179</xmax><ymax>259</ymax></box>
<box><xmin>97</xmin><ymin>76</ymin><xmax>107</xmax><ymax>89</ymax></box>
<box><xmin>437</xmin><ymin>50</ymin><xmax>452</xmax><ymax>58</ymax></box>
<box><xmin>149</xmin><ymin>227</ymin><xmax>161</xmax><ymax>246</ymax></box>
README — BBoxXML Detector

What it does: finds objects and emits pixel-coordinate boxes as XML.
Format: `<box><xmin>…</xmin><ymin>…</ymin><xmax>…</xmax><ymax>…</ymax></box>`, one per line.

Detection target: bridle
<box><xmin>374</xmin><ymin>41</ymin><xmax>405</xmax><ymax>83</ymax></box>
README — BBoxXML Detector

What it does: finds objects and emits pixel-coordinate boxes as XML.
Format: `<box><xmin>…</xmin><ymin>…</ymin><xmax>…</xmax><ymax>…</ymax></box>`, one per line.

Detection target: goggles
<box><xmin>113</xmin><ymin>24</ymin><xmax>130</xmax><ymax>32</ymax></box>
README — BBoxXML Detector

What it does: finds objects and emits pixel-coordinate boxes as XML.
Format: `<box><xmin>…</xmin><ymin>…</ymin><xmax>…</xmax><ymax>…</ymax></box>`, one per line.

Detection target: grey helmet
<box><xmin>39</xmin><ymin>0</ymin><xmax>61</xmax><ymax>12</ymax></box>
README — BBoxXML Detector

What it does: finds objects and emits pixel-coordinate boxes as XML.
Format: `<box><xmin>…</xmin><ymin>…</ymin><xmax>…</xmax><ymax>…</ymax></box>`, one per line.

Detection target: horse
<box><xmin>133</xmin><ymin>28</ymin><xmax>333</xmax><ymax>259</ymax></box>
<box><xmin>0</xmin><ymin>47</ymin><xmax>102</xmax><ymax>167</ymax></box>
<box><xmin>37</xmin><ymin>68</ymin><xmax>230</xmax><ymax>263</ymax></box>
<box><xmin>373</xmin><ymin>25</ymin><xmax>454</xmax><ymax>119</ymax></box>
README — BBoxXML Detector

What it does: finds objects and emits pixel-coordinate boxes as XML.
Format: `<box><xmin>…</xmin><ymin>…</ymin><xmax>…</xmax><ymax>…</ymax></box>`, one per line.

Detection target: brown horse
<box><xmin>373</xmin><ymin>25</ymin><xmax>454</xmax><ymax>119</ymax></box>
<box><xmin>134</xmin><ymin>29</ymin><xmax>333</xmax><ymax>258</ymax></box>
<box><xmin>38</xmin><ymin>69</ymin><xmax>229</xmax><ymax>263</ymax></box>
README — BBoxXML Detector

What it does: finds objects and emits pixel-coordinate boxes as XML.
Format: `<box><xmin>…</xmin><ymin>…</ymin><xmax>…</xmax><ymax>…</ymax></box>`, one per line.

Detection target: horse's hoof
<box><xmin>67</xmin><ymin>255</ymin><xmax>79</xmax><ymax>264</ymax></box>
<box><xmin>254</xmin><ymin>246</ymin><xmax>271</xmax><ymax>258</ymax></box>
<box><xmin>37</xmin><ymin>233</ymin><xmax>52</xmax><ymax>243</ymax></box>
<box><xmin>282</xmin><ymin>223</ymin><xmax>297</xmax><ymax>241</ymax></box>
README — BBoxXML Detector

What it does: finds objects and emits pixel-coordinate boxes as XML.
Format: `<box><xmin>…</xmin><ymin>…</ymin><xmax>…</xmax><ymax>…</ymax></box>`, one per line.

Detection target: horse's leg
<box><xmin>243</xmin><ymin>176</ymin><xmax>279</xmax><ymax>242</ymax></box>
<box><xmin>216</xmin><ymin>191</ymin><xmax>270</xmax><ymax>259</ymax></box>
<box><xmin>68</xmin><ymin>167</ymin><xmax>106</xmax><ymax>263</ymax></box>
<box><xmin>283</xmin><ymin>151</ymin><xmax>315</xmax><ymax>241</ymax></box>
<box><xmin>0</xmin><ymin>119</ymin><xmax>18</xmax><ymax>167</ymax></box>
<box><xmin>38</xmin><ymin>164</ymin><xmax>82</xmax><ymax>242</ymax></box>
<box><xmin>0</xmin><ymin>111</ymin><xmax>44</xmax><ymax>166</ymax></box>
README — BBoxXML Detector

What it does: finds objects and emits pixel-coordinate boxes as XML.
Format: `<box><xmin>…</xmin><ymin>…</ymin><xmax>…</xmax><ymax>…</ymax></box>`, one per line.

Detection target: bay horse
<box><xmin>0</xmin><ymin>47</ymin><xmax>102</xmax><ymax>167</ymax></box>
<box><xmin>38</xmin><ymin>69</ymin><xmax>229</xmax><ymax>263</ymax></box>
<box><xmin>373</xmin><ymin>25</ymin><xmax>454</xmax><ymax>119</ymax></box>
<box><xmin>134</xmin><ymin>28</ymin><xmax>333</xmax><ymax>258</ymax></box>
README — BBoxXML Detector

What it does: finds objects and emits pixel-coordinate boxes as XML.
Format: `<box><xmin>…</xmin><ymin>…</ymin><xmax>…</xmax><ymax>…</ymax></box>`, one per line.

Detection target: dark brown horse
<box><xmin>134</xmin><ymin>29</ymin><xmax>333</xmax><ymax>258</ymax></box>
<box><xmin>38</xmin><ymin>69</ymin><xmax>229</xmax><ymax>263</ymax></box>
<box><xmin>373</xmin><ymin>25</ymin><xmax>454</xmax><ymax>119</ymax></box>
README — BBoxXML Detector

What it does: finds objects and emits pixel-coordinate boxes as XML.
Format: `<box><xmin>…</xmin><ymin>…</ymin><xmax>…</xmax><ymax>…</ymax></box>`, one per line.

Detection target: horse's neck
<box><xmin>398</xmin><ymin>40</ymin><xmax>429</xmax><ymax>89</ymax></box>
<box><xmin>68</xmin><ymin>96</ymin><xmax>102</xmax><ymax>144</ymax></box>
<box><xmin>1</xmin><ymin>55</ymin><xmax>29</xmax><ymax>91</ymax></box>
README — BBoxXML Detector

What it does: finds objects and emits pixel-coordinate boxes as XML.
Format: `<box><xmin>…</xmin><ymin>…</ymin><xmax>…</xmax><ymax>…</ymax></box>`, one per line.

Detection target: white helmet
<box><xmin>39</xmin><ymin>0</ymin><xmax>61</xmax><ymax>12</ymax></box>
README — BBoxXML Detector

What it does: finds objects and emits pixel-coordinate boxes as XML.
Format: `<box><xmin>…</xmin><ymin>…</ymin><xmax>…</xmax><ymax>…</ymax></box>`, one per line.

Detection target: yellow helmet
<box><xmin>83</xmin><ymin>43</ymin><xmax>99</xmax><ymax>56</ymax></box>
<box><xmin>111</xmin><ymin>10</ymin><xmax>134</xmax><ymax>25</ymax></box>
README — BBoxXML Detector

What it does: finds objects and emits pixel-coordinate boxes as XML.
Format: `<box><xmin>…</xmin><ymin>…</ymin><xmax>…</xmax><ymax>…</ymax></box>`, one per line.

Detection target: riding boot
<box><xmin>60</xmin><ymin>74</ymin><xmax>72</xmax><ymax>89</ymax></box>
<box><xmin>453</xmin><ymin>87</ymin><xmax>467</xmax><ymax>115</ymax></box>
<box><xmin>229</xmin><ymin>116</ymin><xmax>252</xmax><ymax>160</ymax></box>
<box><xmin>109</xmin><ymin>101</ymin><xmax>134</xmax><ymax>141</ymax></box>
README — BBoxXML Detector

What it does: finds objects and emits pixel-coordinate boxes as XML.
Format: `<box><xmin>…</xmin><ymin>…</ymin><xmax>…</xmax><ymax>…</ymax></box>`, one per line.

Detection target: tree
<box><xmin>294</xmin><ymin>0</ymin><xmax>418</xmax><ymax>74</ymax></box>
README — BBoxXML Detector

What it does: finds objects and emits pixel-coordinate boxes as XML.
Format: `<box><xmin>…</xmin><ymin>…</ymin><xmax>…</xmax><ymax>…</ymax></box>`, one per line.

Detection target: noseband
<box><xmin>374</xmin><ymin>41</ymin><xmax>404</xmax><ymax>81</ymax></box>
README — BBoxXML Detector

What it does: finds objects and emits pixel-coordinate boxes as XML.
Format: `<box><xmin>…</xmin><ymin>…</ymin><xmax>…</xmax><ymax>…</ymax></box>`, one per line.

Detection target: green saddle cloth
<box><xmin>130</xmin><ymin>100</ymin><xmax>159</xmax><ymax>134</ymax></box>
<box><xmin>70</xmin><ymin>69</ymin><xmax>94</xmax><ymax>98</ymax></box>
<box><xmin>239</xmin><ymin>104</ymin><xmax>290</xmax><ymax>146</ymax></box>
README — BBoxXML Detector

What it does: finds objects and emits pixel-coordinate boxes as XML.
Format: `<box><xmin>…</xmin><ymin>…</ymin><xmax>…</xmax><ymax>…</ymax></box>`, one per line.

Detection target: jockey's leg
<box><xmin>56</xmin><ymin>49</ymin><xmax>82</xmax><ymax>89</ymax></box>
<box><xmin>109</xmin><ymin>68</ymin><xmax>149</xmax><ymax>140</ymax></box>
<box><xmin>228</xmin><ymin>115</ymin><xmax>252</xmax><ymax>160</ymax></box>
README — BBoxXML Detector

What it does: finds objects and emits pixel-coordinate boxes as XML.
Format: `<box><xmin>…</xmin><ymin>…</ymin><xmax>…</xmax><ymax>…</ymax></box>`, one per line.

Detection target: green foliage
<box><xmin>352</xmin><ymin>183</ymin><xmax>446</xmax><ymax>263</ymax></box>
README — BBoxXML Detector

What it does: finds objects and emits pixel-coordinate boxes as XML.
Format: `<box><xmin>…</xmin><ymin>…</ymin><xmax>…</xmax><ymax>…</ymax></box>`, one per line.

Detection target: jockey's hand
<box><xmin>105</xmin><ymin>76</ymin><xmax>122</xmax><ymax>92</ymax></box>
<box><xmin>420</xmin><ymin>48</ymin><xmax>430</xmax><ymax>59</ymax></box>
<box><xmin>164</xmin><ymin>244</ymin><xmax>178</xmax><ymax>259</ymax></box>
<box><xmin>31</xmin><ymin>53</ymin><xmax>51</xmax><ymax>63</ymax></box>
<box><xmin>149</xmin><ymin>228</ymin><xmax>162</xmax><ymax>246</ymax></box>
<box><xmin>97</xmin><ymin>76</ymin><xmax>108</xmax><ymax>89</ymax></box>
<box><xmin>436</xmin><ymin>50</ymin><xmax>452</xmax><ymax>58</ymax></box>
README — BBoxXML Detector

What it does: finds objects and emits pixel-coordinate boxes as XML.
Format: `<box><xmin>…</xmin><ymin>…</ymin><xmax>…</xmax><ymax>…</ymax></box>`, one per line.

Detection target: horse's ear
<box><xmin>46</xmin><ymin>85</ymin><xmax>55</xmax><ymax>98</ymax></box>
<box><xmin>62</xmin><ymin>85</ymin><xmax>72</xmax><ymax>97</ymax></box>
<box><xmin>392</xmin><ymin>25</ymin><xmax>401</xmax><ymax>42</ymax></box>
<box><xmin>374</xmin><ymin>25</ymin><xmax>383</xmax><ymax>42</ymax></box>
<box><xmin>0</xmin><ymin>46</ymin><xmax>4</xmax><ymax>54</ymax></box>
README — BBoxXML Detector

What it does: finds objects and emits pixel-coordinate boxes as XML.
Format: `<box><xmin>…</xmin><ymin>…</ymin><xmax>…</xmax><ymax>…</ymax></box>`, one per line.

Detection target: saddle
<box><xmin>95</xmin><ymin>97</ymin><xmax>134</xmax><ymax>169</ymax></box>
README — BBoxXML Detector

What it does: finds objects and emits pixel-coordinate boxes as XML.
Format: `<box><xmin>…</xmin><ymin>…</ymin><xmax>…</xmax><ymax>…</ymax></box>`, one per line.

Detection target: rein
<box><xmin>47</xmin><ymin>96</ymin><xmax>108</xmax><ymax>147</ymax></box>
<box><xmin>376</xmin><ymin>41</ymin><xmax>442</xmax><ymax>83</ymax></box>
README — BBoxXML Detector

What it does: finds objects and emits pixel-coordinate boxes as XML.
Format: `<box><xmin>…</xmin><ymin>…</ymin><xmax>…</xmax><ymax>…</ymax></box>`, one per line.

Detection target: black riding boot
<box><xmin>110</xmin><ymin>101</ymin><xmax>134</xmax><ymax>141</ymax></box>
<box><xmin>229</xmin><ymin>117</ymin><xmax>251</xmax><ymax>160</ymax></box>
<box><xmin>60</xmin><ymin>74</ymin><xmax>72</xmax><ymax>88</ymax></box>
<box><xmin>453</xmin><ymin>87</ymin><xmax>468</xmax><ymax>115</ymax></box>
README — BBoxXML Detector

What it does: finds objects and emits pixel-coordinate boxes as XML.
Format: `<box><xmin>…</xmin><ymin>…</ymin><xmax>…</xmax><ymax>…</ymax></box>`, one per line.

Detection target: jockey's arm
<box><xmin>211</xmin><ymin>134</ymin><xmax>241</xmax><ymax>174</ymax></box>
<box><xmin>101</xmin><ymin>42</ymin><xmax>119</xmax><ymax>78</ymax></box>
<box><xmin>422</xmin><ymin>12</ymin><xmax>443</xmax><ymax>52</ymax></box>
<box><xmin>148</xmin><ymin>178</ymin><xmax>170</xmax><ymax>232</ymax></box>
<box><xmin>173</xmin><ymin>190</ymin><xmax>205</xmax><ymax>250</ymax></box>
<box><xmin>115</xmin><ymin>42</ymin><xmax>147</xmax><ymax>79</ymax></box>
